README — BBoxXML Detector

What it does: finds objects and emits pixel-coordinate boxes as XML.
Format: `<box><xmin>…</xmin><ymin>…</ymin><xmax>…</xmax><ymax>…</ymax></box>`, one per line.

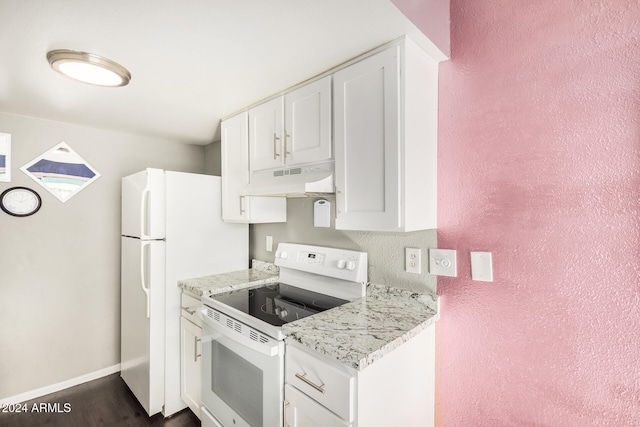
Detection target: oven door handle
<box><xmin>200</xmin><ymin>308</ymin><xmax>280</xmax><ymax>358</ymax></box>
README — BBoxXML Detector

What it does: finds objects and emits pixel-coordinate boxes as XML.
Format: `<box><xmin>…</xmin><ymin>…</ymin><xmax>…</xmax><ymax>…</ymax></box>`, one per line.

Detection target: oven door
<box><xmin>200</xmin><ymin>306</ymin><xmax>284</xmax><ymax>427</ymax></box>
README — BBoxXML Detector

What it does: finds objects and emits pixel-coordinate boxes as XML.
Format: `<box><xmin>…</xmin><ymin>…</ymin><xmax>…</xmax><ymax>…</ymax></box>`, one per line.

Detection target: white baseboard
<box><xmin>0</xmin><ymin>364</ymin><xmax>121</xmax><ymax>406</ymax></box>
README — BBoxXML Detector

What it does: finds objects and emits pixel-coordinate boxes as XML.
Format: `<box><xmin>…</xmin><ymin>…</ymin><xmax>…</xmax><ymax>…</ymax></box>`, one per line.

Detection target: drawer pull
<box><xmin>181</xmin><ymin>306</ymin><xmax>196</xmax><ymax>316</ymax></box>
<box><xmin>295</xmin><ymin>372</ymin><xmax>326</xmax><ymax>394</ymax></box>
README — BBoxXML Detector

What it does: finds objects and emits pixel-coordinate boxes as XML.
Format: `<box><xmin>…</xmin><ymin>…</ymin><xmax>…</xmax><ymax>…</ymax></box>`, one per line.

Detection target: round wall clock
<box><xmin>1</xmin><ymin>187</ymin><xmax>42</xmax><ymax>217</ymax></box>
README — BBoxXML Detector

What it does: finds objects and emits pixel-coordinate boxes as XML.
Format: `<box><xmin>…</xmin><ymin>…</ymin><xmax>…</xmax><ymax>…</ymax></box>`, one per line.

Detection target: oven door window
<box><xmin>201</xmin><ymin>318</ymin><xmax>283</xmax><ymax>427</ymax></box>
<box><xmin>212</xmin><ymin>340</ymin><xmax>263</xmax><ymax>427</ymax></box>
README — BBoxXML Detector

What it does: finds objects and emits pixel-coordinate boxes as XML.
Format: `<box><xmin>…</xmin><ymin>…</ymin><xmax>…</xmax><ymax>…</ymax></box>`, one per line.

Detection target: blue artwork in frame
<box><xmin>21</xmin><ymin>141</ymin><xmax>101</xmax><ymax>203</ymax></box>
<box><xmin>0</xmin><ymin>132</ymin><xmax>11</xmax><ymax>182</ymax></box>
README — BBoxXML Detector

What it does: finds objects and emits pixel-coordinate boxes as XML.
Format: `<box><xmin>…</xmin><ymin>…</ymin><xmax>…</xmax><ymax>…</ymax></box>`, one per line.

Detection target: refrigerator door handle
<box><xmin>140</xmin><ymin>181</ymin><xmax>151</xmax><ymax>240</ymax></box>
<box><xmin>140</xmin><ymin>241</ymin><xmax>151</xmax><ymax>318</ymax></box>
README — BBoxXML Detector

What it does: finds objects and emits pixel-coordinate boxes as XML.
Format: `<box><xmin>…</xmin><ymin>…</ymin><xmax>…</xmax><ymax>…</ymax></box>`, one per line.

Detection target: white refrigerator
<box><xmin>120</xmin><ymin>168</ymin><xmax>248</xmax><ymax>417</ymax></box>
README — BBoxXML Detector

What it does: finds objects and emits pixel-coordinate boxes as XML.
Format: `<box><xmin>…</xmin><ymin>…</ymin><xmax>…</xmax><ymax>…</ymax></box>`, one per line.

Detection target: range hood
<box><xmin>245</xmin><ymin>161</ymin><xmax>334</xmax><ymax>197</ymax></box>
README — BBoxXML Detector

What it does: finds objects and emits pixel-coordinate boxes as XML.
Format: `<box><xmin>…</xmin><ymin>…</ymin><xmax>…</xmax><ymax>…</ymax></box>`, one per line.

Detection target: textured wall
<box><xmin>0</xmin><ymin>112</ymin><xmax>205</xmax><ymax>401</ymax></box>
<box><xmin>433</xmin><ymin>0</ymin><xmax>640</xmax><ymax>425</ymax></box>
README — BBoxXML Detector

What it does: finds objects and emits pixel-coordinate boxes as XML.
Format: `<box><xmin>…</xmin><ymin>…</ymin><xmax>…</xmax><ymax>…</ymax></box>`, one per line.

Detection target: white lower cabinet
<box><xmin>285</xmin><ymin>324</ymin><xmax>435</xmax><ymax>427</ymax></box>
<box><xmin>285</xmin><ymin>385</ymin><xmax>350</xmax><ymax>427</ymax></box>
<box><xmin>286</xmin><ymin>344</ymin><xmax>355</xmax><ymax>422</ymax></box>
<box><xmin>180</xmin><ymin>293</ymin><xmax>202</xmax><ymax>419</ymax></box>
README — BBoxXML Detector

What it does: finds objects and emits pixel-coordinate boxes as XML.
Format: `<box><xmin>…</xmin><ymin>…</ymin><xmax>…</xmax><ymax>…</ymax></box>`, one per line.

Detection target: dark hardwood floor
<box><xmin>0</xmin><ymin>373</ymin><xmax>200</xmax><ymax>427</ymax></box>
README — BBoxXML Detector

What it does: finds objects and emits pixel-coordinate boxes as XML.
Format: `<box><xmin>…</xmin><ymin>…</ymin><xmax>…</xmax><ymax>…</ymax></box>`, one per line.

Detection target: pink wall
<box><xmin>403</xmin><ymin>0</ymin><xmax>640</xmax><ymax>425</ymax></box>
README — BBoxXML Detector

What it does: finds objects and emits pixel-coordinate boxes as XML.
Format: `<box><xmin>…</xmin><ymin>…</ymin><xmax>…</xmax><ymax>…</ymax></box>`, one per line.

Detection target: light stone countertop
<box><xmin>178</xmin><ymin>263</ymin><xmax>439</xmax><ymax>372</ymax></box>
<box><xmin>282</xmin><ymin>283</ymin><xmax>439</xmax><ymax>371</ymax></box>
<box><xmin>178</xmin><ymin>260</ymin><xmax>279</xmax><ymax>297</ymax></box>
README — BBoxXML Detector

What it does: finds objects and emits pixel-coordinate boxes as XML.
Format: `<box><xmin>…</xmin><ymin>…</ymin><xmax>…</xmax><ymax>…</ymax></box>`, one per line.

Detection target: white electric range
<box><xmin>199</xmin><ymin>243</ymin><xmax>367</xmax><ymax>427</ymax></box>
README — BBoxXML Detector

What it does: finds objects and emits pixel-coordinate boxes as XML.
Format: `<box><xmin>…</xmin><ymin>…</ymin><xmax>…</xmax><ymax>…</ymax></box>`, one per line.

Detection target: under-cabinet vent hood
<box><xmin>245</xmin><ymin>161</ymin><xmax>334</xmax><ymax>197</ymax></box>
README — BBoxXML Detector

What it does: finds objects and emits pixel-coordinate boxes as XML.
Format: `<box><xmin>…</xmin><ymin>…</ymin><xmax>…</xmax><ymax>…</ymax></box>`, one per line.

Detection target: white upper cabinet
<box><xmin>249</xmin><ymin>76</ymin><xmax>332</xmax><ymax>172</ymax></box>
<box><xmin>221</xmin><ymin>112</ymin><xmax>250</xmax><ymax>222</ymax></box>
<box><xmin>249</xmin><ymin>97</ymin><xmax>284</xmax><ymax>172</ymax></box>
<box><xmin>285</xmin><ymin>76</ymin><xmax>332</xmax><ymax>166</ymax></box>
<box><xmin>334</xmin><ymin>38</ymin><xmax>438</xmax><ymax>232</ymax></box>
<box><xmin>221</xmin><ymin>35</ymin><xmax>439</xmax><ymax>229</ymax></box>
<box><xmin>221</xmin><ymin>112</ymin><xmax>287</xmax><ymax>223</ymax></box>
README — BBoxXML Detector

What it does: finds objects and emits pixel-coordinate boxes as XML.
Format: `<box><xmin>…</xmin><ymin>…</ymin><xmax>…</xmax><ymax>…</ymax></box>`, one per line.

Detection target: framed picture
<box><xmin>21</xmin><ymin>141</ymin><xmax>101</xmax><ymax>203</ymax></box>
<box><xmin>0</xmin><ymin>132</ymin><xmax>11</xmax><ymax>182</ymax></box>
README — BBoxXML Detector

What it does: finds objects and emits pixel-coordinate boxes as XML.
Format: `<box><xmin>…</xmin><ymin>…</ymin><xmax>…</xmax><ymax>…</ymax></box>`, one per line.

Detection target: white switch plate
<box><xmin>429</xmin><ymin>249</ymin><xmax>457</xmax><ymax>277</ymax></box>
<box><xmin>471</xmin><ymin>251</ymin><xmax>493</xmax><ymax>282</ymax></box>
<box><xmin>266</xmin><ymin>235</ymin><xmax>273</xmax><ymax>252</ymax></box>
<box><xmin>405</xmin><ymin>248</ymin><xmax>421</xmax><ymax>274</ymax></box>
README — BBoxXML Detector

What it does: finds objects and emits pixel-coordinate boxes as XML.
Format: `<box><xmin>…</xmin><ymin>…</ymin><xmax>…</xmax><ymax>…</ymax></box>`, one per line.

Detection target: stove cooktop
<box><xmin>208</xmin><ymin>282</ymin><xmax>349</xmax><ymax>327</ymax></box>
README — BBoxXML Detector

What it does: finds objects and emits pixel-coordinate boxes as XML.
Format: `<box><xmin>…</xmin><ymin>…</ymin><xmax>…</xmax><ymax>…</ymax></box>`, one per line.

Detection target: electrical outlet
<box><xmin>405</xmin><ymin>248</ymin><xmax>421</xmax><ymax>274</ymax></box>
<box><xmin>266</xmin><ymin>236</ymin><xmax>273</xmax><ymax>252</ymax></box>
<box><xmin>429</xmin><ymin>249</ymin><xmax>457</xmax><ymax>277</ymax></box>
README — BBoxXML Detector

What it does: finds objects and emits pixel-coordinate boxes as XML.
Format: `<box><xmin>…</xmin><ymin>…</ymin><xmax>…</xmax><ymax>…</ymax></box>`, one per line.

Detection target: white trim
<box><xmin>0</xmin><ymin>364</ymin><xmax>121</xmax><ymax>406</ymax></box>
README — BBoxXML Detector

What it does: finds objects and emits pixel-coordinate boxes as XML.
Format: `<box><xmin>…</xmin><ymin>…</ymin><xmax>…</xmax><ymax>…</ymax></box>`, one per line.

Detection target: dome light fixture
<box><xmin>47</xmin><ymin>49</ymin><xmax>131</xmax><ymax>87</ymax></box>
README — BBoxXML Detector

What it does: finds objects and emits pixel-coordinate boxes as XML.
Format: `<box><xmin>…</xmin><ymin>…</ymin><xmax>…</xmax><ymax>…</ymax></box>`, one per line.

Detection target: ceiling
<box><xmin>0</xmin><ymin>0</ymin><xmax>440</xmax><ymax>145</ymax></box>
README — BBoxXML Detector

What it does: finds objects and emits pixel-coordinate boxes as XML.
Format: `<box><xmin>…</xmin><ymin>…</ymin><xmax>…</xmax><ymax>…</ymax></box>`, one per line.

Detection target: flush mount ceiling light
<box><xmin>47</xmin><ymin>49</ymin><xmax>131</xmax><ymax>87</ymax></box>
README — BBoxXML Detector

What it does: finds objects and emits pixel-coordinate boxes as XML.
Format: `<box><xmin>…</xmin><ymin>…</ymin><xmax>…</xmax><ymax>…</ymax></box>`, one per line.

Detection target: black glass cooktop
<box><xmin>209</xmin><ymin>282</ymin><xmax>349</xmax><ymax>327</ymax></box>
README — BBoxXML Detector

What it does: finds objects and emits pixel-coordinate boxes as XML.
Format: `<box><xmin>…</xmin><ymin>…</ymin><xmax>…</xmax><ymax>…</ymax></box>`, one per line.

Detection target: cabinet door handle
<box><xmin>284</xmin><ymin>132</ymin><xmax>291</xmax><ymax>158</ymax></box>
<box><xmin>181</xmin><ymin>306</ymin><xmax>196</xmax><ymax>315</ymax></box>
<box><xmin>283</xmin><ymin>400</ymin><xmax>290</xmax><ymax>427</ymax></box>
<box><xmin>239</xmin><ymin>196</ymin><xmax>246</xmax><ymax>214</ymax></box>
<box><xmin>273</xmin><ymin>133</ymin><xmax>281</xmax><ymax>159</ymax></box>
<box><xmin>295</xmin><ymin>372</ymin><xmax>326</xmax><ymax>394</ymax></box>
<box><xmin>194</xmin><ymin>337</ymin><xmax>201</xmax><ymax>362</ymax></box>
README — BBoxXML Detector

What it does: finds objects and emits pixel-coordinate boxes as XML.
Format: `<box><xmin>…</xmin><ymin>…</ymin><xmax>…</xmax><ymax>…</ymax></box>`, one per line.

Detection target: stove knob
<box><xmin>337</xmin><ymin>259</ymin><xmax>346</xmax><ymax>269</ymax></box>
<box><xmin>279</xmin><ymin>309</ymin><xmax>288</xmax><ymax>318</ymax></box>
<box><xmin>347</xmin><ymin>261</ymin><xmax>356</xmax><ymax>271</ymax></box>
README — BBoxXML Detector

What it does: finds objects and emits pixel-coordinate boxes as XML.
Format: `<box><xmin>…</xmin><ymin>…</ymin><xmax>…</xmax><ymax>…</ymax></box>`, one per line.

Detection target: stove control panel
<box><xmin>275</xmin><ymin>243</ymin><xmax>367</xmax><ymax>283</ymax></box>
<box><xmin>298</xmin><ymin>251</ymin><xmax>327</xmax><ymax>266</ymax></box>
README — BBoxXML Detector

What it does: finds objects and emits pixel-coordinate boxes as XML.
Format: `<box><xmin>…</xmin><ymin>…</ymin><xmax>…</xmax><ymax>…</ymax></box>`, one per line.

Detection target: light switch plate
<box><xmin>471</xmin><ymin>251</ymin><xmax>493</xmax><ymax>282</ymax></box>
<box><xmin>405</xmin><ymin>248</ymin><xmax>421</xmax><ymax>274</ymax></box>
<box><xmin>429</xmin><ymin>249</ymin><xmax>457</xmax><ymax>277</ymax></box>
<box><xmin>266</xmin><ymin>235</ymin><xmax>273</xmax><ymax>252</ymax></box>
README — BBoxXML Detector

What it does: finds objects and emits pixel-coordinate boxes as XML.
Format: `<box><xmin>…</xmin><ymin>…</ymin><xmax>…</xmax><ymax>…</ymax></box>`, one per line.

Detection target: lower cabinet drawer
<box><xmin>181</xmin><ymin>292</ymin><xmax>202</xmax><ymax>326</ymax></box>
<box><xmin>285</xmin><ymin>385</ymin><xmax>350</xmax><ymax>427</ymax></box>
<box><xmin>285</xmin><ymin>345</ymin><xmax>354</xmax><ymax>422</ymax></box>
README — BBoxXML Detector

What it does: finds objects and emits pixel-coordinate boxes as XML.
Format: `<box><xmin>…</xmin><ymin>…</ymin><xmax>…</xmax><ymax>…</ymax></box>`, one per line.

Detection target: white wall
<box><xmin>0</xmin><ymin>112</ymin><xmax>206</xmax><ymax>401</ymax></box>
<box><xmin>204</xmin><ymin>140</ymin><xmax>221</xmax><ymax>176</ymax></box>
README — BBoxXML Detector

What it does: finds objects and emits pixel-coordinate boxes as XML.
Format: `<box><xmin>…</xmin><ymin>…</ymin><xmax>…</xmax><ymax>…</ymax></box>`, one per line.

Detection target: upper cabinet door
<box><xmin>222</xmin><ymin>111</ymin><xmax>288</xmax><ymax>224</ymax></box>
<box><xmin>284</xmin><ymin>76</ymin><xmax>332</xmax><ymax>167</ymax></box>
<box><xmin>249</xmin><ymin>97</ymin><xmax>284</xmax><ymax>172</ymax></box>
<box><xmin>334</xmin><ymin>39</ymin><xmax>438</xmax><ymax>232</ymax></box>
<box><xmin>334</xmin><ymin>46</ymin><xmax>401</xmax><ymax>231</ymax></box>
<box><xmin>221</xmin><ymin>112</ymin><xmax>249</xmax><ymax>222</ymax></box>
